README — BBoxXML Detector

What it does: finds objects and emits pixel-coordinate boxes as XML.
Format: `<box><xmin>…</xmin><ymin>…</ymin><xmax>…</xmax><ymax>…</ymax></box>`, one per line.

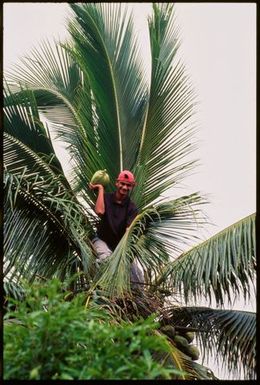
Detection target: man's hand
<box><xmin>89</xmin><ymin>183</ymin><xmax>104</xmax><ymax>190</ymax></box>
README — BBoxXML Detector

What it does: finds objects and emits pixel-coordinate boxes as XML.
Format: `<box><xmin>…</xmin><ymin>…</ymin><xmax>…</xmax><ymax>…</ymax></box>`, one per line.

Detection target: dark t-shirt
<box><xmin>96</xmin><ymin>192</ymin><xmax>138</xmax><ymax>250</ymax></box>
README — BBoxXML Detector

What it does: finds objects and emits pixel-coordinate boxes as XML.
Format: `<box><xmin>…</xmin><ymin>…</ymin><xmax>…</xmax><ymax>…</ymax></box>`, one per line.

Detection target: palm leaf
<box><xmin>4</xmin><ymin>38</ymin><xmax>83</xmax><ymax>149</ymax></box>
<box><xmin>159</xmin><ymin>213</ymin><xmax>256</xmax><ymax>306</ymax></box>
<box><xmin>5</xmin><ymin>37</ymin><xmax>82</xmax><ymax>106</ymax></box>
<box><xmin>132</xmin><ymin>3</ymin><xmax>198</xmax><ymax>208</ymax></box>
<box><xmin>3</xmin><ymin>279</ymin><xmax>25</xmax><ymax>303</ymax></box>
<box><xmin>3</xmin><ymin>88</ymin><xmax>95</xmax><ymax>284</ymax></box>
<box><xmin>4</xmin><ymin>39</ymin><xmax>97</xmax><ymax>200</ymax></box>
<box><xmin>68</xmin><ymin>3</ymin><xmax>147</xmax><ymax>182</ymax></box>
<box><xmin>4</xmin><ymin>166</ymin><xmax>95</xmax><ymax>283</ymax></box>
<box><xmin>4</xmin><ymin>84</ymin><xmax>68</xmax><ymax>179</ymax></box>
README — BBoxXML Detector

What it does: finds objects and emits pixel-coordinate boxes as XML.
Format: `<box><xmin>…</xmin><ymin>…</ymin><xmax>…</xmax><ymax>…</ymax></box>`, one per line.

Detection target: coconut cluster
<box><xmin>160</xmin><ymin>325</ymin><xmax>200</xmax><ymax>361</ymax></box>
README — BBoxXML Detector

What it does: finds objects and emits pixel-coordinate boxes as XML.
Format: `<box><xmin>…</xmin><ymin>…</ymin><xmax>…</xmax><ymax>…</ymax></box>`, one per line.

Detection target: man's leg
<box><xmin>93</xmin><ymin>238</ymin><xmax>144</xmax><ymax>288</ymax></box>
<box><xmin>92</xmin><ymin>237</ymin><xmax>112</xmax><ymax>267</ymax></box>
<box><xmin>130</xmin><ymin>260</ymin><xmax>144</xmax><ymax>289</ymax></box>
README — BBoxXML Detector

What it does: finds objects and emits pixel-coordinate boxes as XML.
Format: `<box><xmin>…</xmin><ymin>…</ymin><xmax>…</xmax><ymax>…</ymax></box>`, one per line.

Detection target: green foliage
<box><xmin>161</xmin><ymin>213</ymin><xmax>256</xmax><ymax>306</ymax></box>
<box><xmin>4</xmin><ymin>279</ymin><xmax>183</xmax><ymax>380</ymax></box>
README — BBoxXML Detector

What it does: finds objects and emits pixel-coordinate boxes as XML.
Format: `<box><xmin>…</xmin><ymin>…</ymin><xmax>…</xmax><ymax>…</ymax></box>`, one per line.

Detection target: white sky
<box><xmin>3</xmin><ymin>3</ymin><xmax>256</xmax><ymax>378</ymax></box>
<box><xmin>3</xmin><ymin>3</ymin><xmax>256</xmax><ymax>238</ymax></box>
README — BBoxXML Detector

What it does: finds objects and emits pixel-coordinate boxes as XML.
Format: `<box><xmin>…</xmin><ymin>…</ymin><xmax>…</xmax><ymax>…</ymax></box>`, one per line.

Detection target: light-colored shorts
<box><xmin>92</xmin><ymin>237</ymin><xmax>112</xmax><ymax>264</ymax></box>
<box><xmin>92</xmin><ymin>236</ymin><xmax>144</xmax><ymax>287</ymax></box>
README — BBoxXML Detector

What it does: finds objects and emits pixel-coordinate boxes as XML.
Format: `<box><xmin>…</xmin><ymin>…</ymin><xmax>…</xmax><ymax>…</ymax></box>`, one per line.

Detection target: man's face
<box><xmin>115</xmin><ymin>181</ymin><xmax>133</xmax><ymax>198</ymax></box>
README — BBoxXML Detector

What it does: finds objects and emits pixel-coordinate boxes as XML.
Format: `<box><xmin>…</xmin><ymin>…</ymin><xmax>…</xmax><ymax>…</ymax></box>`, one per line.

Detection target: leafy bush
<box><xmin>4</xmin><ymin>279</ymin><xmax>184</xmax><ymax>380</ymax></box>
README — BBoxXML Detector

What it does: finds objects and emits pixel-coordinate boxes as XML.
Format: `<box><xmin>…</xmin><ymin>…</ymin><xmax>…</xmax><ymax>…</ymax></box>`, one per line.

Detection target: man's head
<box><xmin>115</xmin><ymin>170</ymin><xmax>136</xmax><ymax>198</ymax></box>
<box><xmin>117</xmin><ymin>170</ymin><xmax>136</xmax><ymax>185</ymax></box>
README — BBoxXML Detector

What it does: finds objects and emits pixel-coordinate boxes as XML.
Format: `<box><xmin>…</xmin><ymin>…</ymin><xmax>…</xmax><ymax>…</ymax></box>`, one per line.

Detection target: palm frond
<box><xmin>3</xmin><ymin>88</ymin><xmax>96</xmax><ymax>284</ymax></box>
<box><xmin>4</xmin><ymin>131</ymin><xmax>63</xmax><ymax>190</ymax></box>
<box><xmin>133</xmin><ymin>3</ymin><xmax>198</xmax><ymax>208</ymax></box>
<box><xmin>4</xmin><ymin>40</ymin><xmax>96</xmax><ymax>198</ymax></box>
<box><xmin>159</xmin><ymin>213</ymin><xmax>256</xmax><ymax>306</ymax></box>
<box><xmin>3</xmin><ymin>84</ymin><xmax>68</xmax><ymax>178</ymax></box>
<box><xmin>4</xmin><ymin>167</ymin><xmax>95</xmax><ymax>284</ymax></box>
<box><xmin>163</xmin><ymin>306</ymin><xmax>256</xmax><ymax>379</ymax></box>
<box><xmin>4</xmin><ymin>38</ymin><xmax>83</xmax><ymax>153</ymax></box>
<box><xmin>5</xmin><ymin>37</ymin><xmax>82</xmax><ymax>106</ymax></box>
<box><xmin>68</xmin><ymin>3</ymin><xmax>148</xmax><ymax>181</ymax></box>
<box><xmin>3</xmin><ymin>279</ymin><xmax>25</xmax><ymax>302</ymax></box>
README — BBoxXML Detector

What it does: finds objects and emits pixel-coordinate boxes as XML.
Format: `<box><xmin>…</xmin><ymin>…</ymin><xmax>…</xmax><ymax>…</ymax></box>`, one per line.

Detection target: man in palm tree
<box><xmin>90</xmin><ymin>170</ymin><xmax>144</xmax><ymax>287</ymax></box>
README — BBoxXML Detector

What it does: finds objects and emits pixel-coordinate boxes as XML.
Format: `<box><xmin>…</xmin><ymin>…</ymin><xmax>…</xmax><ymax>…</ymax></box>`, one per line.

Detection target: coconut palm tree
<box><xmin>3</xmin><ymin>3</ymin><xmax>256</xmax><ymax>380</ymax></box>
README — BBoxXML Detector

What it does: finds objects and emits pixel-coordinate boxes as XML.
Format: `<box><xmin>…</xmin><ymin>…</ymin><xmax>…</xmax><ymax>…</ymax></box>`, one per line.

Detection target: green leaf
<box><xmin>68</xmin><ymin>3</ymin><xmax>148</xmax><ymax>179</ymax></box>
<box><xmin>160</xmin><ymin>214</ymin><xmax>256</xmax><ymax>306</ymax></box>
<box><xmin>133</xmin><ymin>3</ymin><xmax>198</xmax><ymax>208</ymax></box>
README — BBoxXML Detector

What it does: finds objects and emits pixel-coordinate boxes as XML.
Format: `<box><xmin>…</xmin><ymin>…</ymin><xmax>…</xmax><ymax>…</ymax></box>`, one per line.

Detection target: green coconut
<box><xmin>173</xmin><ymin>335</ymin><xmax>189</xmax><ymax>350</ymax></box>
<box><xmin>184</xmin><ymin>331</ymin><xmax>195</xmax><ymax>343</ymax></box>
<box><xmin>90</xmin><ymin>169</ymin><xmax>110</xmax><ymax>186</ymax></box>
<box><xmin>186</xmin><ymin>344</ymin><xmax>200</xmax><ymax>361</ymax></box>
<box><xmin>160</xmin><ymin>325</ymin><xmax>176</xmax><ymax>339</ymax></box>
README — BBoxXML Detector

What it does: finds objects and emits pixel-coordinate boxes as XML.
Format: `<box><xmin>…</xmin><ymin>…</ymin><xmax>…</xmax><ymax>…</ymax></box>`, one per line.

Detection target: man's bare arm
<box><xmin>89</xmin><ymin>183</ymin><xmax>105</xmax><ymax>215</ymax></box>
